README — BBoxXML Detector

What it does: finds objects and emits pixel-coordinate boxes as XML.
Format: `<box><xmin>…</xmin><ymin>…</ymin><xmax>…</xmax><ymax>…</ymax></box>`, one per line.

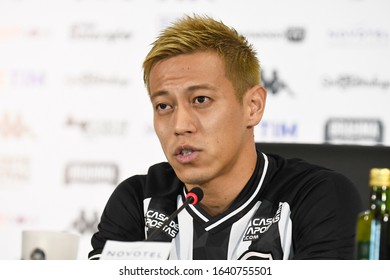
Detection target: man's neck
<box><xmin>190</xmin><ymin>150</ymin><xmax>258</xmax><ymax>217</ymax></box>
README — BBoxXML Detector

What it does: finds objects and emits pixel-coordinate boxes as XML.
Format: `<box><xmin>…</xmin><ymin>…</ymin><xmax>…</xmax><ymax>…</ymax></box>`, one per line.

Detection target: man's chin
<box><xmin>176</xmin><ymin>173</ymin><xmax>206</xmax><ymax>186</ymax></box>
<box><xmin>180</xmin><ymin>178</ymin><xmax>203</xmax><ymax>186</ymax></box>
<box><xmin>170</xmin><ymin>164</ymin><xmax>209</xmax><ymax>185</ymax></box>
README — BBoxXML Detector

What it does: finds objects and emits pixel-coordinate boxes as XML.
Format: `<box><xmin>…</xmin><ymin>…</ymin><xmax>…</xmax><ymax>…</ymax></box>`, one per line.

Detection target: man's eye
<box><xmin>194</xmin><ymin>96</ymin><xmax>209</xmax><ymax>104</ymax></box>
<box><xmin>156</xmin><ymin>103</ymin><xmax>170</xmax><ymax>110</ymax></box>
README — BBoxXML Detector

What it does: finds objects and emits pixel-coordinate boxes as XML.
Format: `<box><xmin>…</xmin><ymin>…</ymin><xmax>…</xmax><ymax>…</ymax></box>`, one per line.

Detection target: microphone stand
<box><xmin>146</xmin><ymin>196</ymin><xmax>195</xmax><ymax>241</ymax></box>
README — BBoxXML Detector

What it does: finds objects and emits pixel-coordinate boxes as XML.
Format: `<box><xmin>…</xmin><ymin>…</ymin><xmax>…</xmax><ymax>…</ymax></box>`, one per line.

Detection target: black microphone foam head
<box><xmin>188</xmin><ymin>187</ymin><xmax>204</xmax><ymax>204</ymax></box>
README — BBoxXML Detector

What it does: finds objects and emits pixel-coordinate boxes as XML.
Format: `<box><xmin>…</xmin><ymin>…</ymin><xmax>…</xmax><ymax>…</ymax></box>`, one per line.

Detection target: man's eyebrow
<box><xmin>187</xmin><ymin>84</ymin><xmax>216</xmax><ymax>92</ymax></box>
<box><xmin>150</xmin><ymin>90</ymin><xmax>168</xmax><ymax>101</ymax></box>
<box><xmin>150</xmin><ymin>84</ymin><xmax>216</xmax><ymax>100</ymax></box>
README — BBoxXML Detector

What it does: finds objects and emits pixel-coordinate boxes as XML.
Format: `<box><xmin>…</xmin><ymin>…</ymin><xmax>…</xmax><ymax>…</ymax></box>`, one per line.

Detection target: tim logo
<box><xmin>0</xmin><ymin>70</ymin><xmax>46</xmax><ymax>90</ymax></box>
<box><xmin>145</xmin><ymin>209</ymin><xmax>179</xmax><ymax>238</ymax></box>
<box><xmin>325</xmin><ymin>118</ymin><xmax>384</xmax><ymax>144</ymax></box>
<box><xmin>261</xmin><ymin>69</ymin><xmax>294</xmax><ymax>96</ymax></box>
<box><xmin>243</xmin><ymin>204</ymin><xmax>282</xmax><ymax>241</ymax></box>
<box><xmin>257</xmin><ymin>120</ymin><xmax>298</xmax><ymax>140</ymax></box>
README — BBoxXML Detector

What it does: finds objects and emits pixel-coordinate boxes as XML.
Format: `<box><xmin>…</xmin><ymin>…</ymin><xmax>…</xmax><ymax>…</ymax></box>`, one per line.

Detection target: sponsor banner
<box><xmin>0</xmin><ymin>156</ymin><xmax>30</xmax><ymax>187</ymax></box>
<box><xmin>322</xmin><ymin>74</ymin><xmax>390</xmax><ymax>91</ymax></box>
<box><xmin>0</xmin><ymin>0</ymin><xmax>389</xmax><ymax>260</ymax></box>
<box><xmin>244</xmin><ymin>26</ymin><xmax>306</xmax><ymax>43</ymax></box>
<box><xmin>255</xmin><ymin>120</ymin><xmax>299</xmax><ymax>143</ymax></box>
<box><xmin>64</xmin><ymin>162</ymin><xmax>119</xmax><ymax>185</ymax></box>
<box><xmin>324</xmin><ymin>118</ymin><xmax>384</xmax><ymax>145</ymax></box>
<box><xmin>0</xmin><ymin>113</ymin><xmax>36</xmax><ymax>140</ymax></box>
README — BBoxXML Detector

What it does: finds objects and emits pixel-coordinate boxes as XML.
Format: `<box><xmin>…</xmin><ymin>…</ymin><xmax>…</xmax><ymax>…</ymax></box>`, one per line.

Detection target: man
<box><xmin>89</xmin><ymin>15</ymin><xmax>363</xmax><ymax>260</ymax></box>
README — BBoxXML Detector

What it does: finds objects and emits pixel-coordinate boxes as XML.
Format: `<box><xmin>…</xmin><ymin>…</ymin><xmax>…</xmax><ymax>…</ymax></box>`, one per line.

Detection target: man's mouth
<box><xmin>175</xmin><ymin>145</ymin><xmax>196</xmax><ymax>155</ymax></box>
<box><xmin>181</xmin><ymin>149</ymin><xmax>193</xmax><ymax>156</ymax></box>
<box><xmin>174</xmin><ymin>146</ymin><xmax>199</xmax><ymax>164</ymax></box>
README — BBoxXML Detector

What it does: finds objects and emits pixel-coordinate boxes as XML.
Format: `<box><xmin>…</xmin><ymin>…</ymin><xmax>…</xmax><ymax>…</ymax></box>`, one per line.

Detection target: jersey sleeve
<box><xmin>290</xmin><ymin>170</ymin><xmax>364</xmax><ymax>259</ymax></box>
<box><xmin>88</xmin><ymin>176</ymin><xmax>145</xmax><ymax>260</ymax></box>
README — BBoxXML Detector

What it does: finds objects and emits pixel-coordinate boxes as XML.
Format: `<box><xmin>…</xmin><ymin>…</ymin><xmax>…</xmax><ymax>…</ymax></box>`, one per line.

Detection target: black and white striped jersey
<box><xmin>89</xmin><ymin>151</ymin><xmax>363</xmax><ymax>260</ymax></box>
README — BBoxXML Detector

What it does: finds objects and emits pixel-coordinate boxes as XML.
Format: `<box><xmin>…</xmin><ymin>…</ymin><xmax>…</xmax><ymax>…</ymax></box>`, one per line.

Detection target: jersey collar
<box><xmin>182</xmin><ymin>152</ymin><xmax>269</xmax><ymax>233</ymax></box>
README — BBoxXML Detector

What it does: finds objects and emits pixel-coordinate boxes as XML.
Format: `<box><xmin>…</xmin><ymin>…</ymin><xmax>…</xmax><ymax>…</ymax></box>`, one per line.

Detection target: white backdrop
<box><xmin>0</xmin><ymin>0</ymin><xmax>389</xmax><ymax>259</ymax></box>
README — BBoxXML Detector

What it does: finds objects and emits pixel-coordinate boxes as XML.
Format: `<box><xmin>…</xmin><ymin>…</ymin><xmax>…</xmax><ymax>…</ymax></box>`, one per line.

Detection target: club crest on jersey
<box><xmin>145</xmin><ymin>209</ymin><xmax>179</xmax><ymax>238</ymax></box>
<box><xmin>242</xmin><ymin>203</ymin><xmax>283</xmax><ymax>241</ymax></box>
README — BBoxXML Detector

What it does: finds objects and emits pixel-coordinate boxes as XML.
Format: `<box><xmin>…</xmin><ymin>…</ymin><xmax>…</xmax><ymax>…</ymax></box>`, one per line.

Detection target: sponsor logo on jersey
<box><xmin>145</xmin><ymin>209</ymin><xmax>179</xmax><ymax>238</ymax></box>
<box><xmin>242</xmin><ymin>204</ymin><xmax>283</xmax><ymax>241</ymax></box>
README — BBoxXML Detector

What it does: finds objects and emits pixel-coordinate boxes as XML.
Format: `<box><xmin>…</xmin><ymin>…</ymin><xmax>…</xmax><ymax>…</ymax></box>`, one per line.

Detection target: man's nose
<box><xmin>173</xmin><ymin>105</ymin><xmax>196</xmax><ymax>135</ymax></box>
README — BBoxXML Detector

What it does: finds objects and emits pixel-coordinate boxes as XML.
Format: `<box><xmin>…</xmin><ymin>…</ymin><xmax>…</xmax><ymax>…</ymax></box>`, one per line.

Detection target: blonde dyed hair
<box><xmin>143</xmin><ymin>15</ymin><xmax>261</xmax><ymax>103</ymax></box>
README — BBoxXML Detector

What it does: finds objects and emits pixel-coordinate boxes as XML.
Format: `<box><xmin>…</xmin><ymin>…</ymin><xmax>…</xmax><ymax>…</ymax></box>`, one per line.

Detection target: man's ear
<box><xmin>244</xmin><ymin>85</ymin><xmax>267</xmax><ymax>128</ymax></box>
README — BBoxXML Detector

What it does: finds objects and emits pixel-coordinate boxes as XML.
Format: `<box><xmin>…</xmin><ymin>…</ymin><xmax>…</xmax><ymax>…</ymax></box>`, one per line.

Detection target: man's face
<box><xmin>149</xmin><ymin>51</ymin><xmax>256</xmax><ymax>186</ymax></box>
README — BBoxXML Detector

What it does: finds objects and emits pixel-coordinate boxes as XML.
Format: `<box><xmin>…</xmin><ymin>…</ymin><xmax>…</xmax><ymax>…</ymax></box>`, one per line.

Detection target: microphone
<box><xmin>146</xmin><ymin>187</ymin><xmax>204</xmax><ymax>241</ymax></box>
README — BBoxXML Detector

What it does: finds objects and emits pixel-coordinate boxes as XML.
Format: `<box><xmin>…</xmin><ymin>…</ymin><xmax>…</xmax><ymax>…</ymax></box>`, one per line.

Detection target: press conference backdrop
<box><xmin>0</xmin><ymin>0</ymin><xmax>389</xmax><ymax>259</ymax></box>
